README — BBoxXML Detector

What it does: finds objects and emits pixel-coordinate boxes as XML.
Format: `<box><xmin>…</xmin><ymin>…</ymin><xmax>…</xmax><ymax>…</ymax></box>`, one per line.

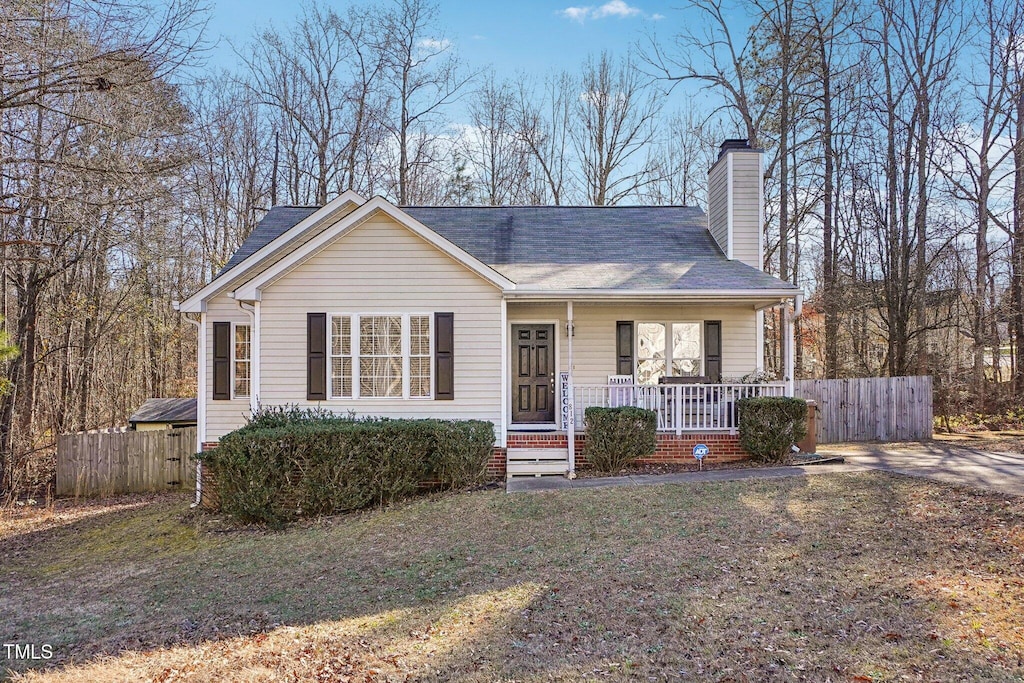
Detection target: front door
<box><xmin>512</xmin><ymin>324</ymin><xmax>556</xmax><ymax>423</ymax></box>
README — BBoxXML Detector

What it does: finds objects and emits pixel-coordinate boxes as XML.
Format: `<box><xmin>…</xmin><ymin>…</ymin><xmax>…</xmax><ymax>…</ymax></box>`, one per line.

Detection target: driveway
<box><xmin>819</xmin><ymin>438</ymin><xmax>1024</xmax><ymax>497</ymax></box>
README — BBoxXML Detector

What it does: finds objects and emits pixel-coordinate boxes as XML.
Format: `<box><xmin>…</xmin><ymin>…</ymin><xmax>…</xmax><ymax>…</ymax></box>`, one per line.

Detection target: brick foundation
<box><xmin>198</xmin><ymin>442</ymin><xmax>219</xmax><ymax>508</ymax></box>
<box><xmin>491</xmin><ymin>431</ymin><xmax>750</xmax><ymax>475</ymax></box>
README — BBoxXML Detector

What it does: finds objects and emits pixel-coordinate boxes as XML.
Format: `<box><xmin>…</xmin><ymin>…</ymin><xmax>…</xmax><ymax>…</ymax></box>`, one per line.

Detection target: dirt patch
<box><xmin>3</xmin><ymin>475</ymin><xmax>1024</xmax><ymax>681</ymax></box>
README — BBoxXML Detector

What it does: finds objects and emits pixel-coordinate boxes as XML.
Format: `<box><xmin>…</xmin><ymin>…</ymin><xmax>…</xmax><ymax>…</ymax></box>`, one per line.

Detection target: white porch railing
<box><xmin>573</xmin><ymin>382</ymin><xmax>788</xmax><ymax>434</ymax></box>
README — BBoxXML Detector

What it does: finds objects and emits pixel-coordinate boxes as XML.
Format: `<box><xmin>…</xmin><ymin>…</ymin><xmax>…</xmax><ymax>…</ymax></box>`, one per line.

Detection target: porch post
<box><xmin>566</xmin><ymin>300</ymin><xmax>576</xmax><ymax>478</ymax></box>
<box><xmin>500</xmin><ymin>298</ymin><xmax>508</xmax><ymax>449</ymax></box>
<box><xmin>784</xmin><ymin>303</ymin><xmax>795</xmax><ymax>397</ymax></box>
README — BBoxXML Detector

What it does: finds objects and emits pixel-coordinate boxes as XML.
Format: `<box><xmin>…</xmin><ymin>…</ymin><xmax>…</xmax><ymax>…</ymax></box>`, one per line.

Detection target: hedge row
<box><xmin>198</xmin><ymin>410</ymin><xmax>494</xmax><ymax>527</ymax></box>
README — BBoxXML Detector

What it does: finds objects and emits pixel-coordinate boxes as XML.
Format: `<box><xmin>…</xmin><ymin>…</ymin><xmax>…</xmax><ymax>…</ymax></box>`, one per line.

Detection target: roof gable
<box><xmin>232</xmin><ymin>198</ymin><xmax>514</xmax><ymax>301</ymax></box>
<box><xmin>177</xmin><ymin>191</ymin><xmax>364</xmax><ymax>312</ymax></box>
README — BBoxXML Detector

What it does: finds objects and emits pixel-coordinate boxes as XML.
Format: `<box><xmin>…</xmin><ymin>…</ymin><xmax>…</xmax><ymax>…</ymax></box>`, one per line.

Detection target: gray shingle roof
<box><xmin>216</xmin><ymin>204</ymin><xmax>798</xmax><ymax>293</ymax></box>
<box><xmin>218</xmin><ymin>206</ymin><xmax>318</xmax><ymax>277</ymax></box>
<box><xmin>128</xmin><ymin>398</ymin><xmax>197</xmax><ymax>425</ymax></box>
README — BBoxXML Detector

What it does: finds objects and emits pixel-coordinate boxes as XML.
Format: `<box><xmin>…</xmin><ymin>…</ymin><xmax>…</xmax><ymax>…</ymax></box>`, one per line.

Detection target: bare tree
<box><xmin>512</xmin><ymin>71</ymin><xmax>575</xmax><ymax>205</ymax></box>
<box><xmin>463</xmin><ymin>73</ymin><xmax>533</xmax><ymax>205</ymax></box>
<box><xmin>642</xmin><ymin>0</ymin><xmax>771</xmax><ymax>146</ymax></box>
<box><xmin>571</xmin><ymin>52</ymin><xmax>662</xmax><ymax>205</ymax></box>
<box><xmin>0</xmin><ymin>0</ymin><xmax>202</xmax><ymax>496</ymax></box>
<box><xmin>935</xmin><ymin>0</ymin><xmax>1019</xmax><ymax>401</ymax></box>
<box><xmin>241</xmin><ymin>2</ymin><xmax>388</xmax><ymax>205</ymax></box>
<box><xmin>183</xmin><ymin>75</ymin><xmax>272</xmax><ymax>275</ymax></box>
<box><xmin>643</xmin><ymin>107</ymin><xmax>719</xmax><ymax>207</ymax></box>
<box><xmin>380</xmin><ymin>0</ymin><xmax>474</xmax><ymax>204</ymax></box>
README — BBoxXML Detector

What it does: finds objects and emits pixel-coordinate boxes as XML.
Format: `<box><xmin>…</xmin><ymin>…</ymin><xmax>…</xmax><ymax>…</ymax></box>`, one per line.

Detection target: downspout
<box><xmin>178</xmin><ymin>308</ymin><xmax>204</xmax><ymax>508</ymax></box>
<box><xmin>789</xmin><ymin>292</ymin><xmax>804</xmax><ymax>397</ymax></box>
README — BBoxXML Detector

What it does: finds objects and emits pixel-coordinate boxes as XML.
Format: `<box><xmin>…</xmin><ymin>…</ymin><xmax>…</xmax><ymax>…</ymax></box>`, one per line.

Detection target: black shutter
<box><xmin>616</xmin><ymin>321</ymin><xmax>634</xmax><ymax>376</ymax></box>
<box><xmin>212</xmin><ymin>322</ymin><xmax>231</xmax><ymax>400</ymax></box>
<box><xmin>307</xmin><ymin>313</ymin><xmax>327</xmax><ymax>400</ymax></box>
<box><xmin>704</xmin><ymin>320</ymin><xmax>722</xmax><ymax>383</ymax></box>
<box><xmin>435</xmin><ymin>312</ymin><xmax>454</xmax><ymax>400</ymax></box>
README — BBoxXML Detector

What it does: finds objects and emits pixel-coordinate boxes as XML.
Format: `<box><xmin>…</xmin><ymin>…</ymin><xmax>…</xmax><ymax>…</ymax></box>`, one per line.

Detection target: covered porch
<box><xmin>502</xmin><ymin>293</ymin><xmax>802</xmax><ymax>477</ymax></box>
<box><xmin>572</xmin><ymin>380</ymin><xmax>787</xmax><ymax>434</ymax></box>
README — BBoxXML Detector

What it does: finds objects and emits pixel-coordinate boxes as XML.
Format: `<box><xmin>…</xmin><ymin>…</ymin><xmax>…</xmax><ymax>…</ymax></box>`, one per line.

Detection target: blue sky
<box><xmin>204</xmin><ymin>0</ymin><xmax>695</xmax><ymax>90</ymax></box>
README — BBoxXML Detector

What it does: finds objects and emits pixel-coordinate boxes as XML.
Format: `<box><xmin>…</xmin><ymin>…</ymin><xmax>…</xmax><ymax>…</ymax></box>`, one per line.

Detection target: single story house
<box><xmin>128</xmin><ymin>397</ymin><xmax>198</xmax><ymax>431</ymax></box>
<box><xmin>177</xmin><ymin>139</ymin><xmax>803</xmax><ymax>492</ymax></box>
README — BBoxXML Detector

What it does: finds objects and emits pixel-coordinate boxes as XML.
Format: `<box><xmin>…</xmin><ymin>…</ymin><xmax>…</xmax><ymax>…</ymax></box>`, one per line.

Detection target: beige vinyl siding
<box><xmin>257</xmin><ymin>214</ymin><xmax>503</xmax><ymax>432</ymax></box>
<box><xmin>205</xmin><ymin>295</ymin><xmax>253</xmax><ymax>441</ymax></box>
<box><xmin>508</xmin><ymin>302</ymin><xmax>758</xmax><ymax>387</ymax></box>
<box><xmin>730</xmin><ymin>151</ymin><xmax>762</xmax><ymax>270</ymax></box>
<box><xmin>707</xmin><ymin>158</ymin><xmax>729</xmax><ymax>256</ymax></box>
<box><xmin>198</xmin><ymin>202</ymin><xmax>360</xmax><ymax>306</ymax></box>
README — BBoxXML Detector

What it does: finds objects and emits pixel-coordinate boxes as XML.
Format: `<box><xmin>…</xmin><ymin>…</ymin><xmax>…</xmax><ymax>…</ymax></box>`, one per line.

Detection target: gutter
<box><xmin>502</xmin><ymin>288</ymin><xmax>802</xmax><ymax>302</ymax></box>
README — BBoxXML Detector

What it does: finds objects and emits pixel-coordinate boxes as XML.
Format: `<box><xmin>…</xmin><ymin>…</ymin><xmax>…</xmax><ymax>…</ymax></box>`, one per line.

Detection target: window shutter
<box><xmin>616</xmin><ymin>321</ymin><xmax>634</xmax><ymax>376</ymax></box>
<box><xmin>434</xmin><ymin>312</ymin><xmax>454</xmax><ymax>400</ymax></box>
<box><xmin>307</xmin><ymin>313</ymin><xmax>327</xmax><ymax>401</ymax></box>
<box><xmin>704</xmin><ymin>320</ymin><xmax>722</xmax><ymax>383</ymax></box>
<box><xmin>212</xmin><ymin>322</ymin><xmax>231</xmax><ymax>400</ymax></box>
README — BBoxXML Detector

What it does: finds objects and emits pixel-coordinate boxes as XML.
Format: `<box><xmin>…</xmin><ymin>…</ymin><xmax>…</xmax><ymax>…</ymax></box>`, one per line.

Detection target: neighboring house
<box><xmin>800</xmin><ymin>283</ymin><xmax>1011</xmax><ymax>381</ymax></box>
<box><xmin>128</xmin><ymin>398</ymin><xmax>198</xmax><ymax>431</ymax></box>
<box><xmin>177</xmin><ymin>139</ymin><xmax>802</xmax><ymax>486</ymax></box>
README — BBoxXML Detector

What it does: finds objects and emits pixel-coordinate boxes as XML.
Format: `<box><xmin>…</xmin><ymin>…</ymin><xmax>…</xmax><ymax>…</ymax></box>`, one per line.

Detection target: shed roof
<box><xmin>128</xmin><ymin>398</ymin><xmax>197</xmax><ymax>424</ymax></box>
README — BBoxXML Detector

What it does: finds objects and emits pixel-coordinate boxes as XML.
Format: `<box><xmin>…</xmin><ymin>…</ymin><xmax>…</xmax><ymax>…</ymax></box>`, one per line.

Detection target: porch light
<box><xmin>566</xmin><ymin>321</ymin><xmax>575</xmax><ymax>337</ymax></box>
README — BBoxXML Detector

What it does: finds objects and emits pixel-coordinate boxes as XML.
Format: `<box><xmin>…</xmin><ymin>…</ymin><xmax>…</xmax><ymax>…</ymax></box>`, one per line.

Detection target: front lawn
<box><xmin>2</xmin><ymin>472</ymin><xmax>1023</xmax><ymax>681</ymax></box>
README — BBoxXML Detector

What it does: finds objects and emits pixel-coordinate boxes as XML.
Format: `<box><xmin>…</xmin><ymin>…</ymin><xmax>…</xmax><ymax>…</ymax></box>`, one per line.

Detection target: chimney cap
<box><xmin>718</xmin><ymin>139</ymin><xmax>751</xmax><ymax>158</ymax></box>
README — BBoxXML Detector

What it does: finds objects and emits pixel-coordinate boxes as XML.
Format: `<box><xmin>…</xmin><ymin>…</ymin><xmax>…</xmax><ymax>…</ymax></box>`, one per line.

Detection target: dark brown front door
<box><xmin>512</xmin><ymin>324</ymin><xmax>556</xmax><ymax>423</ymax></box>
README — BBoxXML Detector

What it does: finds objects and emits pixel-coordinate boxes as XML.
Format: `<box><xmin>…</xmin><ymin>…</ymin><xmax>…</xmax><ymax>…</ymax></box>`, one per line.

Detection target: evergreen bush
<box><xmin>198</xmin><ymin>412</ymin><xmax>495</xmax><ymax>527</ymax></box>
<box><xmin>737</xmin><ymin>397</ymin><xmax>808</xmax><ymax>463</ymax></box>
<box><xmin>583</xmin><ymin>406</ymin><xmax>657</xmax><ymax>473</ymax></box>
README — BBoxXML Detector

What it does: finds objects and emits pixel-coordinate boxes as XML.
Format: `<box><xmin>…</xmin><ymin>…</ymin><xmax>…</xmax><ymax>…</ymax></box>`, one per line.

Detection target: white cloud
<box><xmin>560</xmin><ymin>5</ymin><xmax>593</xmax><ymax>22</ymax></box>
<box><xmin>558</xmin><ymin>1</ymin><xmax>653</xmax><ymax>23</ymax></box>
<box><xmin>417</xmin><ymin>37</ymin><xmax>452</xmax><ymax>53</ymax></box>
<box><xmin>592</xmin><ymin>0</ymin><xmax>642</xmax><ymax>19</ymax></box>
<box><xmin>651</xmin><ymin>12</ymin><xmax>665</xmax><ymax>20</ymax></box>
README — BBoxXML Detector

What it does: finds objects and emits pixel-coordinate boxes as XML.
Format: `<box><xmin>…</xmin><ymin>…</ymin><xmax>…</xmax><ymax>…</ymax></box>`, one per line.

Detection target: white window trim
<box><xmin>232</xmin><ymin>322</ymin><xmax>252</xmax><ymax>399</ymax></box>
<box><xmin>636</xmin><ymin>321</ymin><xmax>704</xmax><ymax>384</ymax></box>
<box><xmin>327</xmin><ymin>313</ymin><xmax>433</xmax><ymax>400</ymax></box>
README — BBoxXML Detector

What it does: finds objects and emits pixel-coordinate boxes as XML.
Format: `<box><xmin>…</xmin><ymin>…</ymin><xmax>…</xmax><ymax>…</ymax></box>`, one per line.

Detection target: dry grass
<box><xmin>2</xmin><ymin>472</ymin><xmax>1024</xmax><ymax>681</ymax></box>
<box><xmin>932</xmin><ymin>430</ymin><xmax>1024</xmax><ymax>453</ymax></box>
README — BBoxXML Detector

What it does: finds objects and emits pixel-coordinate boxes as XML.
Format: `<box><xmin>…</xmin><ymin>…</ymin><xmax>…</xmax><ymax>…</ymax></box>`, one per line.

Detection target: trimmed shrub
<box><xmin>240</xmin><ymin>404</ymin><xmax>341</xmax><ymax>432</ymax></box>
<box><xmin>431</xmin><ymin>420</ymin><xmax>496</xmax><ymax>490</ymax></box>
<box><xmin>197</xmin><ymin>413</ymin><xmax>495</xmax><ymax>527</ymax></box>
<box><xmin>583</xmin><ymin>406</ymin><xmax>657</xmax><ymax>473</ymax></box>
<box><xmin>737</xmin><ymin>397</ymin><xmax>808</xmax><ymax>463</ymax></box>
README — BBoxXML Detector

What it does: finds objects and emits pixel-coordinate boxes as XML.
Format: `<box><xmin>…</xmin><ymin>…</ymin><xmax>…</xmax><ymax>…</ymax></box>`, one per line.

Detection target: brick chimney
<box><xmin>707</xmin><ymin>139</ymin><xmax>764</xmax><ymax>271</ymax></box>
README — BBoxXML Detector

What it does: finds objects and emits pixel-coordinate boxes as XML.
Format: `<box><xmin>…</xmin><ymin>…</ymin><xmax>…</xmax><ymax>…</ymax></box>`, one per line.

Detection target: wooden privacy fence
<box><xmin>794</xmin><ymin>376</ymin><xmax>933</xmax><ymax>444</ymax></box>
<box><xmin>56</xmin><ymin>427</ymin><xmax>197</xmax><ymax>496</ymax></box>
